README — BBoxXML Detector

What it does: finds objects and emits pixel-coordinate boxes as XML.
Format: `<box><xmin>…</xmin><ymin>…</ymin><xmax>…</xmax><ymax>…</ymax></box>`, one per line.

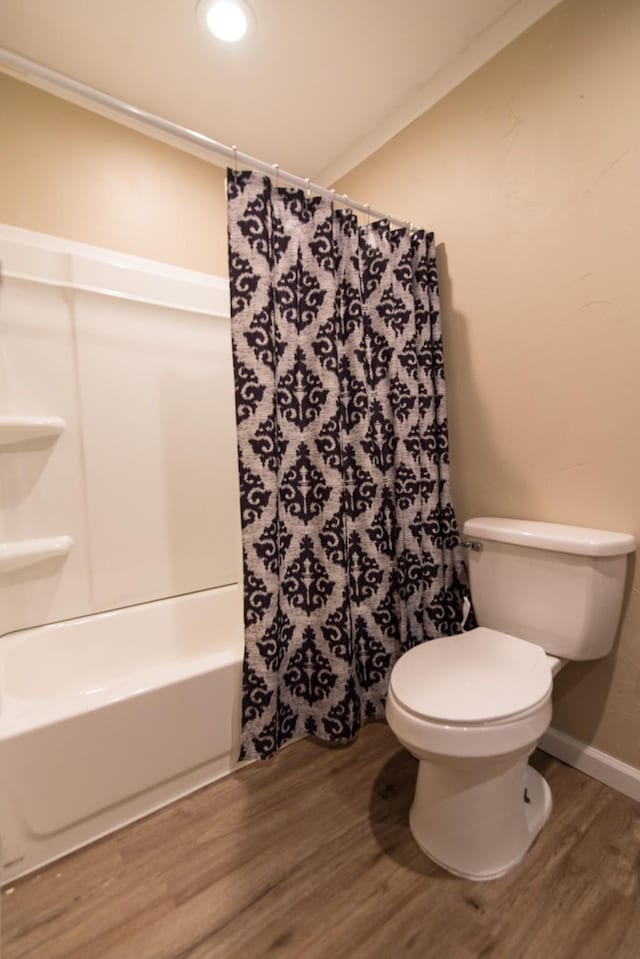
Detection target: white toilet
<box><xmin>385</xmin><ymin>517</ymin><xmax>635</xmax><ymax>881</ymax></box>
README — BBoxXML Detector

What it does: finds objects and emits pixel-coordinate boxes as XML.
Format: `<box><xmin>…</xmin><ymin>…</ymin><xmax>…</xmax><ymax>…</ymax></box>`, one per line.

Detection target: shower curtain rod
<box><xmin>0</xmin><ymin>47</ymin><xmax>413</xmax><ymax>231</ymax></box>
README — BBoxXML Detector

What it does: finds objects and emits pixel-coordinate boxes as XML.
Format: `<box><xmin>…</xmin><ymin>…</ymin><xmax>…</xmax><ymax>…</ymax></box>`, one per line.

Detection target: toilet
<box><xmin>386</xmin><ymin>517</ymin><xmax>635</xmax><ymax>881</ymax></box>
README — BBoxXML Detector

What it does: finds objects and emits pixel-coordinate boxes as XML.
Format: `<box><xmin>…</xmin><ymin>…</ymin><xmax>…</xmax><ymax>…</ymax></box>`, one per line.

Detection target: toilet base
<box><xmin>409</xmin><ymin>756</ymin><xmax>552</xmax><ymax>881</ymax></box>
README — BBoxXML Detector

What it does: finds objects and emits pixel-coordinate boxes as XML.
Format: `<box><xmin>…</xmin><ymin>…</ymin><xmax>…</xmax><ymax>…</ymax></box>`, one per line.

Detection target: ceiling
<box><xmin>0</xmin><ymin>0</ymin><xmax>561</xmax><ymax>184</ymax></box>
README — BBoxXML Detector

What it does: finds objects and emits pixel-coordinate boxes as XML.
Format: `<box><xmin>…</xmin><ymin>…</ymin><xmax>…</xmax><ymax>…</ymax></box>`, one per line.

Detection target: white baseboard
<box><xmin>540</xmin><ymin>727</ymin><xmax>640</xmax><ymax>802</ymax></box>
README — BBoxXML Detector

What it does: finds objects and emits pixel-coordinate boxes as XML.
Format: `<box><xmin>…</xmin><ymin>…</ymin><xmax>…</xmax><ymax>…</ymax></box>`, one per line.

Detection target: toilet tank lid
<box><xmin>463</xmin><ymin>517</ymin><xmax>636</xmax><ymax>557</ymax></box>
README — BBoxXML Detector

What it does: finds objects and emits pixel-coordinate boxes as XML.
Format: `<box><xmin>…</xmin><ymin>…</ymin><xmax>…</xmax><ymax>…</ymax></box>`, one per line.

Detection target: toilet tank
<box><xmin>463</xmin><ymin>518</ymin><xmax>635</xmax><ymax>660</ymax></box>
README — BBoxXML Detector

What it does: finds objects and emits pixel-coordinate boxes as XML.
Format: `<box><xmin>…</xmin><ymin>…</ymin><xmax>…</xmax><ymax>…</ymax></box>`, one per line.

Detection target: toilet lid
<box><xmin>389</xmin><ymin>627</ymin><xmax>552</xmax><ymax>724</ymax></box>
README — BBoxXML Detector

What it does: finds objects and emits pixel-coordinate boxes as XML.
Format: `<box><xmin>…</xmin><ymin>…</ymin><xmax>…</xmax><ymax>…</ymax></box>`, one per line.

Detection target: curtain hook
<box><xmin>272</xmin><ymin>162</ymin><xmax>279</xmax><ymax>189</ymax></box>
<box><xmin>365</xmin><ymin>203</ymin><xmax>371</xmax><ymax>226</ymax></box>
<box><xmin>305</xmin><ymin>177</ymin><xmax>311</xmax><ymax>200</ymax></box>
<box><xmin>232</xmin><ymin>145</ymin><xmax>238</xmax><ymax>172</ymax></box>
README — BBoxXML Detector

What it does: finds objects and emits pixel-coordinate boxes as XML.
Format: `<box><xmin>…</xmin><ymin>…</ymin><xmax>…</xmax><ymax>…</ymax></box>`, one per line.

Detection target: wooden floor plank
<box><xmin>3</xmin><ymin>723</ymin><xmax>639</xmax><ymax>959</ymax></box>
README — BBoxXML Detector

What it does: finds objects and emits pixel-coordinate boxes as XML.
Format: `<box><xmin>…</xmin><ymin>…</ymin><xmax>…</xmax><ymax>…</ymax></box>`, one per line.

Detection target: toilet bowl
<box><xmin>386</xmin><ymin>517</ymin><xmax>634</xmax><ymax>880</ymax></box>
<box><xmin>386</xmin><ymin>628</ymin><xmax>554</xmax><ymax>880</ymax></box>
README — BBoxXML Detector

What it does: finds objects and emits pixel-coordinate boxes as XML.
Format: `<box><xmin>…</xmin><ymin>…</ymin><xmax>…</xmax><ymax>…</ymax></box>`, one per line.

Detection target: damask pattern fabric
<box><xmin>227</xmin><ymin>169</ymin><xmax>469</xmax><ymax>761</ymax></box>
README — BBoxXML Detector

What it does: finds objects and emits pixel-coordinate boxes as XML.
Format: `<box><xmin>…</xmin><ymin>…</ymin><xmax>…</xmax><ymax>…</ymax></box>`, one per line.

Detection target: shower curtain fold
<box><xmin>227</xmin><ymin>169</ymin><xmax>469</xmax><ymax>761</ymax></box>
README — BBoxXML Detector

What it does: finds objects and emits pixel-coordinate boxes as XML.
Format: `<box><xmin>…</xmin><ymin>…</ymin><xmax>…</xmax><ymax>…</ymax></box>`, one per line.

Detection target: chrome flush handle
<box><xmin>462</xmin><ymin>540</ymin><xmax>482</xmax><ymax>552</ymax></box>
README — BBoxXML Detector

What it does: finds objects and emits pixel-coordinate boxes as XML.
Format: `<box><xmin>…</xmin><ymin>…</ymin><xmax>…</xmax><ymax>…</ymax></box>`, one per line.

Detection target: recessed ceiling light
<box><xmin>202</xmin><ymin>0</ymin><xmax>250</xmax><ymax>43</ymax></box>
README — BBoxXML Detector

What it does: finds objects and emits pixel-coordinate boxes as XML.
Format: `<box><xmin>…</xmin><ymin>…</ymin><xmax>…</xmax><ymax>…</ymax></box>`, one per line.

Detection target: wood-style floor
<box><xmin>3</xmin><ymin>723</ymin><xmax>640</xmax><ymax>959</ymax></box>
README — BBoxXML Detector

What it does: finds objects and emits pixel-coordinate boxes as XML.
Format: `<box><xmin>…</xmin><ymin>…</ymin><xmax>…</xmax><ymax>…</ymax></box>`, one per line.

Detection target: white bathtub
<box><xmin>0</xmin><ymin>586</ymin><xmax>243</xmax><ymax>883</ymax></box>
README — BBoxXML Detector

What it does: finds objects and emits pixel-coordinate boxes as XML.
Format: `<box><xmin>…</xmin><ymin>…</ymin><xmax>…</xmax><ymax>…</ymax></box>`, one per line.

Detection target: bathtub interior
<box><xmin>2</xmin><ymin>586</ymin><xmax>242</xmax><ymax>707</ymax></box>
<box><xmin>0</xmin><ymin>590</ymin><xmax>244</xmax><ymax>883</ymax></box>
<box><xmin>0</xmin><ymin>224</ymin><xmax>245</xmax><ymax>883</ymax></box>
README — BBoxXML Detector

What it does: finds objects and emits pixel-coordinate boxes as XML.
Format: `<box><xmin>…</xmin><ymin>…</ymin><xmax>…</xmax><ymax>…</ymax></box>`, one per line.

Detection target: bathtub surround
<box><xmin>0</xmin><ymin>225</ymin><xmax>239</xmax><ymax>635</ymax></box>
<box><xmin>334</xmin><ymin>0</ymin><xmax>640</xmax><ymax>771</ymax></box>
<box><xmin>228</xmin><ymin>170</ymin><xmax>468</xmax><ymax>761</ymax></box>
<box><xmin>0</xmin><ymin>225</ymin><xmax>244</xmax><ymax>881</ymax></box>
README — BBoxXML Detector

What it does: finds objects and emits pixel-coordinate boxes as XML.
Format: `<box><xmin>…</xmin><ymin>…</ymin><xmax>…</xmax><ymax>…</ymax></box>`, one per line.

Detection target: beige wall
<box><xmin>0</xmin><ymin>74</ymin><xmax>229</xmax><ymax>275</ymax></box>
<box><xmin>337</xmin><ymin>0</ymin><xmax>640</xmax><ymax>765</ymax></box>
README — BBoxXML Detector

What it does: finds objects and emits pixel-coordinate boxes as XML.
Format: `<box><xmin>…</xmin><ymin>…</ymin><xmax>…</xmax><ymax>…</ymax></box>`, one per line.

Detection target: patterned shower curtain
<box><xmin>227</xmin><ymin>169</ymin><xmax>469</xmax><ymax>761</ymax></box>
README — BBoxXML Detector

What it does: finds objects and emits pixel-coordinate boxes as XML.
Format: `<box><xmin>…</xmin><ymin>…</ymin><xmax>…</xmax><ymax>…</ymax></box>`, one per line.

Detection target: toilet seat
<box><xmin>389</xmin><ymin>626</ymin><xmax>552</xmax><ymax>726</ymax></box>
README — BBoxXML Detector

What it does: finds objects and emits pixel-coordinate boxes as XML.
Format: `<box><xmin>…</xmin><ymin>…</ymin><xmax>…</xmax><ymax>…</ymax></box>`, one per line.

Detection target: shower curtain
<box><xmin>227</xmin><ymin>169</ymin><xmax>469</xmax><ymax>760</ymax></box>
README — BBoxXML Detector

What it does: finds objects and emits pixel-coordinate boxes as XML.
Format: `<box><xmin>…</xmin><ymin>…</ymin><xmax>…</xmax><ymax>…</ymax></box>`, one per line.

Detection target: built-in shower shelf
<box><xmin>0</xmin><ymin>535</ymin><xmax>74</xmax><ymax>574</ymax></box>
<box><xmin>0</xmin><ymin>416</ymin><xmax>66</xmax><ymax>446</ymax></box>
